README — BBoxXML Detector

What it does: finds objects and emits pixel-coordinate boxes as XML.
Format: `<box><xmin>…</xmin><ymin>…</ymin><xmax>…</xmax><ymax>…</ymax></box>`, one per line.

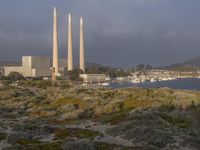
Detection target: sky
<box><xmin>0</xmin><ymin>0</ymin><xmax>200</xmax><ymax>68</ymax></box>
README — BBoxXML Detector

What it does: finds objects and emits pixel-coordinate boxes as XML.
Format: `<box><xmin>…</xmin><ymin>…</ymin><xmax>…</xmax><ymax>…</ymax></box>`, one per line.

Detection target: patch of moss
<box><xmin>16</xmin><ymin>139</ymin><xmax>42</xmax><ymax>145</ymax></box>
<box><xmin>97</xmin><ymin>112</ymin><xmax>128</xmax><ymax>125</ymax></box>
<box><xmin>160</xmin><ymin>114</ymin><xmax>191</xmax><ymax>129</ymax></box>
<box><xmin>0</xmin><ymin>132</ymin><xmax>7</xmax><ymax>141</ymax></box>
<box><xmin>123</xmin><ymin>99</ymin><xmax>155</xmax><ymax>110</ymax></box>
<box><xmin>19</xmin><ymin>80</ymin><xmax>52</xmax><ymax>89</ymax></box>
<box><xmin>51</xmin><ymin>97</ymin><xmax>87</xmax><ymax>110</ymax></box>
<box><xmin>53</xmin><ymin>128</ymin><xmax>101</xmax><ymax>140</ymax></box>
<box><xmin>40</xmin><ymin>141</ymin><xmax>63</xmax><ymax>150</ymax></box>
<box><xmin>48</xmin><ymin>118</ymin><xmax>81</xmax><ymax>125</ymax></box>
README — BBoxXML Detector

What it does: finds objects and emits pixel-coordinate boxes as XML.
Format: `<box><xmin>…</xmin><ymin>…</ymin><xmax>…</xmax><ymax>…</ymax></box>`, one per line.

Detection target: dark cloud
<box><xmin>0</xmin><ymin>0</ymin><xmax>200</xmax><ymax>67</ymax></box>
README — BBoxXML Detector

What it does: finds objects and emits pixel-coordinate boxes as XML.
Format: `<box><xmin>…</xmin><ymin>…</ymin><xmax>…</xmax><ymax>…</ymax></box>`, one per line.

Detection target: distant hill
<box><xmin>161</xmin><ymin>56</ymin><xmax>200</xmax><ymax>71</ymax></box>
<box><xmin>84</xmin><ymin>63</ymin><xmax>129</xmax><ymax>77</ymax></box>
<box><xmin>183</xmin><ymin>56</ymin><xmax>200</xmax><ymax>66</ymax></box>
<box><xmin>0</xmin><ymin>61</ymin><xmax>21</xmax><ymax>67</ymax></box>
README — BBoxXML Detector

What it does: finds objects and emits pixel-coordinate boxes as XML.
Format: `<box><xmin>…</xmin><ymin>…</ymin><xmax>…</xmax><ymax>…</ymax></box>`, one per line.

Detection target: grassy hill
<box><xmin>160</xmin><ymin>56</ymin><xmax>200</xmax><ymax>71</ymax></box>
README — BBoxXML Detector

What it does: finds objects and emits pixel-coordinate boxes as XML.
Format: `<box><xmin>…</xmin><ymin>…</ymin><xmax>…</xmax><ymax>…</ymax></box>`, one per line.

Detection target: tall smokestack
<box><xmin>80</xmin><ymin>17</ymin><xmax>85</xmax><ymax>73</ymax></box>
<box><xmin>67</xmin><ymin>13</ymin><xmax>73</xmax><ymax>71</ymax></box>
<box><xmin>53</xmin><ymin>7</ymin><xmax>59</xmax><ymax>77</ymax></box>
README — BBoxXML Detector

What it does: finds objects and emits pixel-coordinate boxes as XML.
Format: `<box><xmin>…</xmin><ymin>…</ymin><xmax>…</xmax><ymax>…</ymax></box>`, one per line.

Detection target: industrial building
<box><xmin>4</xmin><ymin>56</ymin><xmax>51</xmax><ymax>77</ymax></box>
<box><xmin>3</xmin><ymin>56</ymin><xmax>67</xmax><ymax>77</ymax></box>
<box><xmin>2</xmin><ymin>8</ymin><xmax>90</xmax><ymax>80</ymax></box>
<box><xmin>79</xmin><ymin>74</ymin><xmax>108</xmax><ymax>83</ymax></box>
<box><xmin>4</xmin><ymin>66</ymin><xmax>23</xmax><ymax>76</ymax></box>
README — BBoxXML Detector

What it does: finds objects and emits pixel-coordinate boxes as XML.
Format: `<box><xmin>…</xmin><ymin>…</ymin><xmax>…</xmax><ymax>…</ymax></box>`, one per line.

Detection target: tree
<box><xmin>145</xmin><ymin>65</ymin><xmax>153</xmax><ymax>70</ymax></box>
<box><xmin>0</xmin><ymin>75</ymin><xmax>7</xmax><ymax>80</ymax></box>
<box><xmin>67</xmin><ymin>69</ymin><xmax>84</xmax><ymax>81</ymax></box>
<box><xmin>7</xmin><ymin>72</ymin><xmax>25</xmax><ymax>81</ymax></box>
<box><xmin>136</xmin><ymin>64</ymin><xmax>145</xmax><ymax>71</ymax></box>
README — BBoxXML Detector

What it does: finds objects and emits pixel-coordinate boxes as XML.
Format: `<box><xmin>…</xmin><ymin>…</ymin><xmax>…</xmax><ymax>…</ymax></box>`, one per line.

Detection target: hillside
<box><xmin>161</xmin><ymin>56</ymin><xmax>200</xmax><ymax>71</ymax></box>
<box><xmin>0</xmin><ymin>81</ymin><xmax>200</xmax><ymax>149</ymax></box>
<box><xmin>183</xmin><ymin>56</ymin><xmax>200</xmax><ymax>66</ymax></box>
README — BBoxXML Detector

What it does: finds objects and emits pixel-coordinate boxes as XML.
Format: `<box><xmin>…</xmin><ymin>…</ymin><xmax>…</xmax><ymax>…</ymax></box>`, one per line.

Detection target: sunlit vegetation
<box><xmin>19</xmin><ymin>80</ymin><xmax>53</xmax><ymax>89</ymax></box>
<box><xmin>0</xmin><ymin>82</ymin><xmax>200</xmax><ymax>149</ymax></box>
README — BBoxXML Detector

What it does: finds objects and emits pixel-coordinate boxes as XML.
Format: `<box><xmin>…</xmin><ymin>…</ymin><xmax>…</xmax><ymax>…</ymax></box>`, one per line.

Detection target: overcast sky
<box><xmin>0</xmin><ymin>0</ymin><xmax>200</xmax><ymax>67</ymax></box>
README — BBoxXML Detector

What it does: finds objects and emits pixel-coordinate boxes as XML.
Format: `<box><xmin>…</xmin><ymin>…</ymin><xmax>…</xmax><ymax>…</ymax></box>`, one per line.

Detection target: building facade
<box><xmin>4</xmin><ymin>66</ymin><xmax>23</xmax><ymax>76</ymax></box>
<box><xmin>79</xmin><ymin>74</ymin><xmax>107</xmax><ymax>83</ymax></box>
<box><xmin>22</xmin><ymin>56</ymin><xmax>51</xmax><ymax>77</ymax></box>
<box><xmin>4</xmin><ymin>56</ymin><xmax>51</xmax><ymax>77</ymax></box>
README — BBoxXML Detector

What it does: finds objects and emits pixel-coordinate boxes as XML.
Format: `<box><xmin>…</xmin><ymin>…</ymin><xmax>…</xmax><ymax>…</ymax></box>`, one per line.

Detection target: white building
<box><xmin>22</xmin><ymin>56</ymin><xmax>51</xmax><ymax>77</ymax></box>
<box><xmin>4</xmin><ymin>56</ymin><xmax>53</xmax><ymax>77</ymax></box>
<box><xmin>4</xmin><ymin>66</ymin><xmax>23</xmax><ymax>76</ymax></box>
<box><xmin>80</xmin><ymin>74</ymin><xmax>107</xmax><ymax>83</ymax></box>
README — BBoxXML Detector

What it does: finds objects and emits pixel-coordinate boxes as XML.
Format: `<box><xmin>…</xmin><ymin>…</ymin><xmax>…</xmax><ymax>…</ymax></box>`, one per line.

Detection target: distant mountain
<box><xmin>161</xmin><ymin>56</ymin><xmax>200</xmax><ymax>71</ymax></box>
<box><xmin>0</xmin><ymin>61</ymin><xmax>21</xmax><ymax>67</ymax></box>
<box><xmin>183</xmin><ymin>56</ymin><xmax>200</xmax><ymax>66</ymax></box>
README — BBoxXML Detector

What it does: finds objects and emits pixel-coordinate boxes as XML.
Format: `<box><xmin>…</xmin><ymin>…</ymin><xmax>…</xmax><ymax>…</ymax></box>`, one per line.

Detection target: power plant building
<box><xmin>3</xmin><ymin>8</ymin><xmax>89</xmax><ymax>79</ymax></box>
<box><xmin>4</xmin><ymin>66</ymin><xmax>23</xmax><ymax>76</ymax></box>
<box><xmin>79</xmin><ymin>74</ymin><xmax>107</xmax><ymax>83</ymax></box>
<box><xmin>22</xmin><ymin>56</ymin><xmax>51</xmax><ymax>77</ymax></box>
<box><xmin>4</xmin><ymin>56</ymin><xmax>51</xmax><ymax>77</ymax></box>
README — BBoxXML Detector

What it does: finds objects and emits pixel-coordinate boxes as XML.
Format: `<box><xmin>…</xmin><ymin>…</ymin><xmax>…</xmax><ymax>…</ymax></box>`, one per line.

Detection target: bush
<box><xmin>0</xmin><ymin>132</ymin><xmax>7</xmax><ymax>141</ymax></box>
<box><xmin>19</xmin><ymin>80</ymin><xmax>52</xmax><ymax>89</ymax></box>
<box><xmin>67</xmin><ymin>69</ymin><xmax>84</xmax><ymax>81</ymax></box>
<box><xmin>7</xmin><ymin>72</ymin><xmax>25</xmax><ymax>81</ymax></box>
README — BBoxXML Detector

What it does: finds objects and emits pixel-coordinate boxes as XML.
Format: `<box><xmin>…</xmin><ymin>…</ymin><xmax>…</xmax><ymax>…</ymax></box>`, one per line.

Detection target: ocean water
<box><xmin>110</xmin><ymin>78</ymin><xmax>200</xmax><ymax>90</ymax></box>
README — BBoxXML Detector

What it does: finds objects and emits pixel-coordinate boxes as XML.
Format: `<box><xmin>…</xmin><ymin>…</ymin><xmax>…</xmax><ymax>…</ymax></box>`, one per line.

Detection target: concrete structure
<box><xmin>4</xmin><ymin>56</ymin><xmax>51</xmax><ymax>77</ymax></box>
<box><xmin>22</xmin><ymin>56</ymin><xmax>51</xmax><ymax>77</ymax></box>
<box><xmin>0</xmin><ymin>67</ymin><xmax>4</xmax><ymax>76</ymax></box>
<box><xmin>80</xmin><ymin>17</ymin><xmax>85</xmax><ymax>73</ymax></box>
<box><xmin>80</xmin><ymin>74</ymin><xmax>107</xmax><ymax>83</ymax></box>
<box><xmin>68</xmin><ymin>13</ymin><xmax>73</xmax><ymax>71</ymax></box>
<box><xmin>53</xmin><ymin>7</ymin><xmax>59</xmax><ymax>76</ymax></box>
<box><xmin>4</xmin><ymin>66</ymin><xmax>23</xmax><ymax>76</ymax></box>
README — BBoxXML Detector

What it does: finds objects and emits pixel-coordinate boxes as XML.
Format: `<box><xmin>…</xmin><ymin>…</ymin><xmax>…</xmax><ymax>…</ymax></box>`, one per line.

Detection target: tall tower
<box><xmin>67</xmin><ymin>13</ymin><xmax>73</xmax><ymax>71</ymax></box>
<box><xmin>80</xmin><ymin>17</ymin><xmax>85</xmax><ymax>73</ymax></box>
<box><xmin>53</xmin><ymin>7</ymin><xmax>59</xmax><ymax>77</ymax></box>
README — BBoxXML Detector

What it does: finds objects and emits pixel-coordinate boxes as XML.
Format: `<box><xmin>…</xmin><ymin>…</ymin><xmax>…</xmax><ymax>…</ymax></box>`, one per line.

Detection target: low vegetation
<box><xmin>0</xmin><ymin>80</ymin><xmax>200</xmax><ymax>149</ymax></box>
<box><xmin>53</xmin><ymin>128</ymin><xmax>101</xmax><ymax>140</ymax></box>
<box><xmin>0</xmin><ymin>132</ymin><xmax>7</xmax><ymax>141</ymax></box>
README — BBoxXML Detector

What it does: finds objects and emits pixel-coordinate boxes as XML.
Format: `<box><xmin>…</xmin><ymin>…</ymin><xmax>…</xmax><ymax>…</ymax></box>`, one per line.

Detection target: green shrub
<box><xmin>53</xmin><ymin>128</ymin><xmax>101</xmax><ymax>140</ymax></box>
<box><xmin>0</xmin><ymin>132</ymin><xmax>7</xmax><ymax>141</ymax></box>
